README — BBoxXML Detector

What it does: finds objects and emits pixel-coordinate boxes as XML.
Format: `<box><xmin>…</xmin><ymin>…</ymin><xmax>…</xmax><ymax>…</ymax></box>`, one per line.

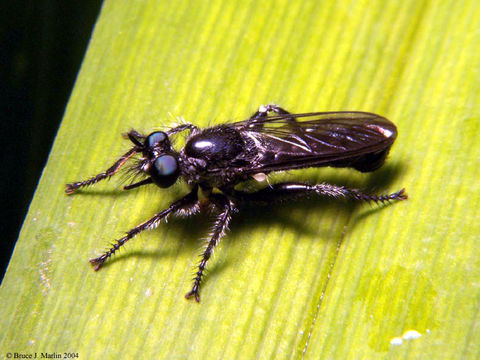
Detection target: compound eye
<box><xmin>150</xmin><ymin>155</ymin><xmax>179</xmax><ymax>188</ymax></box>
<box><xmin>154</xmin><ymin>155</ymin><xmax>177</xmax><ymax>176</ymax></box>
<box><xmin>147</xmin><ymin>131</ymin><xmax>168</xmax><ymax>148</ymax></box>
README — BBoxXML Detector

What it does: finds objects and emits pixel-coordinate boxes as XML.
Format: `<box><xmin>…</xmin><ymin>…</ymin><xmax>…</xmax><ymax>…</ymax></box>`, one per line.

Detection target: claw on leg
<box><xmin>185</xmin><ymin>287</ymin><xmax>200</xmax><ymax>303</ymax></box>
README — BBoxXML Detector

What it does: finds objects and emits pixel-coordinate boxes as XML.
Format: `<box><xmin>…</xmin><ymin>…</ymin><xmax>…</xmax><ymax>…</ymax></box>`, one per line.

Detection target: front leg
<box><xmin>90</xmin><ymin>186</ymin><xmax>199</xmax><ymax>270</ymax></box>
<box><xmin>185</xmin><ymin>194</ymin><xmax>236</xmax><ymax>302</ymax></box>
<box><xmin>65</xmin><ymin>147</ymin><xmax>139</xmax><ymax>194</ymax></box>
<box><xmin>167</xmin><ymin>123</ymin><xmax>199</xmax><ymax>136</ymax></box>
<box><xmin>226</xmin><ymin>182</ymin><xmax>407</xmax><ymax>204</ymax></box>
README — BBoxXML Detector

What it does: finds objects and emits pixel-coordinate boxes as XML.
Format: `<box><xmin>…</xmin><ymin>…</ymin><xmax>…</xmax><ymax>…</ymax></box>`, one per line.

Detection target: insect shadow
<box><xmin>93</xmin><ymin>162</ymin><xmax>406</xmax><ymax>280</ymax></box>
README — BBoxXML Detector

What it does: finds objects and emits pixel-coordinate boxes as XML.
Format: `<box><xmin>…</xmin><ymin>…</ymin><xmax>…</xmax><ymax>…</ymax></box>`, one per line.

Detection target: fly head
<box><xmin>139</xmin><ymin>131</ymin><xmax>180</xmax><ymax>188</ymax></box>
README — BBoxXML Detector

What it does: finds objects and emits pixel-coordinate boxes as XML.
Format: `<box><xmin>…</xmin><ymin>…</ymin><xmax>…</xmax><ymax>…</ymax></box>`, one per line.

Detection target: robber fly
<box><xmin>66</xmin><ymin>104</ymin><xmax>407</xmax><ymax>302</ymax></box>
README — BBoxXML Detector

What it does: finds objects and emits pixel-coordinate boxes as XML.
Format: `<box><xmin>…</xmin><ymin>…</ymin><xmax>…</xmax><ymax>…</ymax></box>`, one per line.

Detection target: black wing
<box><xmin>233</xmin><ymin>111</ymin><xmax>397</xmax><ymax>174</ymax></box>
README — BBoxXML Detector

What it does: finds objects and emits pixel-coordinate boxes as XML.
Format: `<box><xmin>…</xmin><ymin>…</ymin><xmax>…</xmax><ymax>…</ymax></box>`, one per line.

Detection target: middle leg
<box><xmin>185</xmin><ymin>193</ymin><xmax>236</xmax><ymax>302</ymax></box>
<box><xmin>90</xmin><ymin>186</ymin><xmax>199</xmax><ymax>270</ymax></box>
<box><xmin>250</xmin><ymin>104</ymin><xmax>291</xmax><ymax>121</ymax></box>
<box><xmin>247</xmin><ymin>104</ymin><xmax>299</xmax><ymax>130</ymax></box>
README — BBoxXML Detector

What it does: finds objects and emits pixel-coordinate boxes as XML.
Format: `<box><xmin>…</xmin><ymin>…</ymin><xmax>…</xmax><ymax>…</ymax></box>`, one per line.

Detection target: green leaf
<box><xmin>2</xmin><ymin>0</ymin><xmax>479</xmax><ymax>358</ymax></box>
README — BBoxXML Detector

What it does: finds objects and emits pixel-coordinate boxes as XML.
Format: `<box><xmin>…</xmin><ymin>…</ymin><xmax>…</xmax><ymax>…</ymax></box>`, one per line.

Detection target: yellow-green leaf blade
<box><xmin>1</xmin><ymin>0</ymin><xmax>479</xmax><ymax>359</ymax></box>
